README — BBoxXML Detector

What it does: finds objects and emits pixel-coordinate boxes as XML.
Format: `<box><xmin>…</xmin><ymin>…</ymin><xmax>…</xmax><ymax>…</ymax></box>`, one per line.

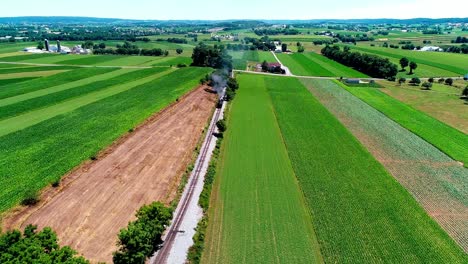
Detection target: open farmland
<box><xmin>202</xmin><ymin>73</ymin><xmax>322</xmax><ymax>264</ymax></box>
<box><xmin>350</xmin><ymin>45</ymin><xmax>468</xmax><ymax>77</ymax></box>
<box><xmin>339</xmin><ymin>82</ymin><xmax>468</xmax><ymax>167</ymax></box>
<box><xmin>301</xmin><ymin>78</ymin><xmax>468</xmax><ymax>252</ymax></box>
<box><xmin>265</xmin><ymin>75</ymin><xmax>466</xmax><ymax>262</ymax></box>
<box><xmin>4</xmin><ymin>85</ymin><xmax>216</xmax><ymax>263</ymax></box>
<box><xmin>0</xmin><ymin>66</ymin><xmax>211</xmax><ymax>215</ymax></box>
<box><xmin>276</xmin><ymin>52</ymin><xmax>368</xmax><ymax>77</ymax></box>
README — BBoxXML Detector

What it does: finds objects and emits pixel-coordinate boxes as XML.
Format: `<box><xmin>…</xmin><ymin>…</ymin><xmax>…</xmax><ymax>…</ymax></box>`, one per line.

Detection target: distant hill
<box><xmin>0</xmin><ymin>16</ymin><xmax>466</xmax><ymax>25</ymax></box>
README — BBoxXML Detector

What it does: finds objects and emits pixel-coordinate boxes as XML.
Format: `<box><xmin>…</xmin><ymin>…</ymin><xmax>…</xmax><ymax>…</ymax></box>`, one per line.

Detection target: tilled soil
<box><xmin>3</xmin><ymin>85</ymin><xmax>216</xmax><ymax>263</ymax></box>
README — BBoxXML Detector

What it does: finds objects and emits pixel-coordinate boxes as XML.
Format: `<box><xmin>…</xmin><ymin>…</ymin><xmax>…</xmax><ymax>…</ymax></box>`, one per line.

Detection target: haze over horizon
<box><xmin>2</xmin><ymin>0</ymin><xmax>467</xmax><ymax>21</ymax></box>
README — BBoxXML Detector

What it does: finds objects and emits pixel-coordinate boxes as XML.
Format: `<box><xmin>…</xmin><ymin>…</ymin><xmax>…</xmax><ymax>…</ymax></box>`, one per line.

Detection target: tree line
<box><xmin>92</xmin><ymin>41</ymin><xmax>169</xmax><ymax>56</ymax></box>
<box><xmin>321</xmin><ymin>45</ymin><xmax>398</xmax><ymax>79</ymax></box>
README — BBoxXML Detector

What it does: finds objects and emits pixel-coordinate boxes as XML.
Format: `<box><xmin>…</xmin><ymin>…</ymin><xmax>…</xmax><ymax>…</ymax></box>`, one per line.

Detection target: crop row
<box><xmin>0</xmin><ymin>68</ymin><xmax>166</xmax><ymax>120</ymax></box>
<box><xmin>339</xmin><ymin>81</ymin><xmax>468</xmax><ymax>167</ymax></box>
<box><xmin>301</xmin><ymin>78</ymin><xmax>468</xmax><ymax>253</ymax></box>
<box><xmin>0</xmin><ymin>67</ymin><xmax>115</xmax><ymax>99</ymax></box>
<box><xmin>202</xmin><ymin>73</ymin><xmax>322</xmax><ymax>264</ymax></box>
<box><xmin>264</xmin><ymin>76</ymin><xmax>466</xmax><ymax>262</ymax></box>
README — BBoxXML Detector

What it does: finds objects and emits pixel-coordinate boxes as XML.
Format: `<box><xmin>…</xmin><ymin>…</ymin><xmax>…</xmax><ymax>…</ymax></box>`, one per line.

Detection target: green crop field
<box><xmin>277</xmin><ymin>53</ymin><xmax>368</xmax><ymax>77</ymax></box>
<box><xmin>339</xmin><ymin>82</ymin><xmax>468</xmax><ymax>167</ymax></box>
<box><xmin>350</xmin><ymin>45</ymin><xmax>468</xmax><ymax>77</ymax></box>
<box><xmin>202</xmin><ymin>73</ymin><xmax>322</xmax><ymax>264</ymax></box>
<box><xmin>263</xmin><ymin>75</ymin><xmax>466</xmax><ymax>262</ymax></box>
<box><xmin>0</xmin><ymin>66</ymin><xmax>210</xmax><ymax>214</ymax></box>
<box><xmin>0</xmin><ymin>68</ymin><xmax>115</xmax><ymax>99</ymax></box>
<box><xmin>301</xmin><ymin>78</ymin><xmax>468</xmax><ymax>252</ymax></box>
<box><xmin>0</xmin><ymin>68</ymin><xmax>167</xmax><ymax>120</ymax></box>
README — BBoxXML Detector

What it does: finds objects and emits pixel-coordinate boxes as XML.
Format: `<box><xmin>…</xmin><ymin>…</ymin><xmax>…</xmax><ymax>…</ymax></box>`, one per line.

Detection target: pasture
<box><xmin>202</xmin><ymin>73</ymin><xmax>322</xmax><ymax>264</ymax></box>
<box><xmin>0</xmin><ymin>66</ymin><xmax>211</xmax><ymax>214</ymax></box>
<box><xmin>378</xmin><ymin>80</ymin><xmax>468</xmax><ymax>133</ymax></box>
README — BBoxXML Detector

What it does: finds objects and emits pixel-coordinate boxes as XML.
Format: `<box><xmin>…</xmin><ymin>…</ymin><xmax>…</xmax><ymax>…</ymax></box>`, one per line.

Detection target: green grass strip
<box><xmin>203</xmin><ymin>73</ymin><xmax>322</xmax><ymax>264</ymax></box>
<box><xmin>0</xmin><ymin>68</ymin><xmax>175</xmax><ymax>137</ymax></box>
<box><xmin>0</xmin><ymin>66</ymin><xmax>77</xmax><ymax>74</ymax></box>
<box><xmin>0</xmin><ymin>67</ymin><xmax>116</xmax><ymax>99</ymax></box>
<box><xmin>0</xmin><ymin>68</ymin><xmax>166</xmax><ymax>120</ymax></box>
<box><xmin>0</xmin><ymin>77</ymin><xmax>37</xmax><ymax>86</ymax></box>
<box><xmin>338</xmin><ymin>82</ymin><xmax>468</xmax><ymax>167</ymax></box>
<box><xmin>263</xmin><ymin>75</ymin><xmax>466</xmax><ymax>262</ymax></box>
<box><xmin>0</xmin><ymin>67</ymin><xmax>211</xmax><ymax>214</ymax></box>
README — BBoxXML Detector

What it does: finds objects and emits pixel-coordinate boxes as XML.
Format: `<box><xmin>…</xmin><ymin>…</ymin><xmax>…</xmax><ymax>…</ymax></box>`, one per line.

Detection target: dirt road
<box><xmin>3</xmin><ymin>86</ymin><xmax>216</xmax><ymax>263</ymax></box>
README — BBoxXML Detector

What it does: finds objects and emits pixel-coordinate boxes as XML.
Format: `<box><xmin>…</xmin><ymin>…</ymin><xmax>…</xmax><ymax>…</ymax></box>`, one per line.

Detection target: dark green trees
<box><xmin>113</xmin><ymin>202</ymin><xmax>173</xmax><ymax>264</ymax></box>
<box><xmin>321</xmin><ymin>45</ymin><xmax>397</xmax><ymax>79</ymax></box>
<box><xmin>191</xmin><ymin>43</ymin><xmax>233</xmax><ymax>71</ymax></box>
<box><xmin>399</xmin><ymin>57</ymin><xmax>409</xmax><ymax>71</ymax></box>
<box><xmin>0</xmin><ymin>225</ymin><xmax>89</xmax><ymax>263</ymax></box>
<box><xmin>409</xmin><ymin>61</ymin><xmax>418</xmax><ymax>74</ymax></box>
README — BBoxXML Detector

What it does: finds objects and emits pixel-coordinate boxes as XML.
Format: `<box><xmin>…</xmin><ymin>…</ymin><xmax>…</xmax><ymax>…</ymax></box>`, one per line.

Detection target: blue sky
<box><xmin>2</xmin><ymin>0</ymin><xmax>466</xmax><ymax>20</ymax></box>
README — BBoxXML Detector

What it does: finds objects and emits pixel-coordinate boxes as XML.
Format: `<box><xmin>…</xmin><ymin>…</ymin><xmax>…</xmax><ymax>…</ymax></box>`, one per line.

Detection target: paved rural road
<box><xmin>150</xmin><ymin>99</ymin><xmax>225</xmax><ymax>264</ymax></box>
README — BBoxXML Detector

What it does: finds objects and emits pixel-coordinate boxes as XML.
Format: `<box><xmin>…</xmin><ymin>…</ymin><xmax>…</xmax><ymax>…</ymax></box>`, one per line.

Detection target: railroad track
<box><xmin>152</xmin><ymin>104</ymin><xmax>223</xmax><ymax>264</ymax></box>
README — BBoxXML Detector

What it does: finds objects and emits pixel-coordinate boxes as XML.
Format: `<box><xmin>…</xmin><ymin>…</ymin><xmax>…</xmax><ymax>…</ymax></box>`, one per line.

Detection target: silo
<box><xmin>44</xmin><ymin>39</ymin><xmax>50</xmax><ymax>51</ymax></box>
<box><xmin>57</xmin><ymin>40</ymin><xmax>61</xmax><ymax>53</ymax></box>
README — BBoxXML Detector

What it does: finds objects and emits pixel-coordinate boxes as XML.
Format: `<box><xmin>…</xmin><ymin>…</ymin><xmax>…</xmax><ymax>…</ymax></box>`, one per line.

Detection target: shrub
<box><xmin>398</xmin><ymin>77</ymin><xmax>406</xmax><ymax>84</ymax></box>
<box><xmin>421</xmin><ymin>82</ymin><xmax>432</xmax><ymax>90</ymax></box>
<box><xmin>21</xmin><ymin>189</ymin><xmax>39</xmax><ymax>206</ymax></box>
<box><xmin>409</xmin><ymin>77</ymin><xmax>421</xmax><ymax>86</ymax></box>
<box><xmin>438</xmin><ymin>78</ymin><xmax>445</xmax><ymax>84</ymax></box>
<box><xmin>51</xmin><ymin>179</ymin><xmax>60</xmax><ymax>188</ymax></box>
<box><xmin>177</xmin><ymin>63</ymin><xmax>187</xmax><ymax>68</ymax></box>
<box><xmin>428</xmin><ymin>77</ymin><xmax>434</xmax><ymax>83</ymax></box>
<box><xmin>445</xmin><ymin>78</ymin><xmax>453</xmax><ymax>86</ymax></box>
<box><xmin>216</xmin><ymin>119</ymin><xmax>227</xmax><ymax>133</ymax></box>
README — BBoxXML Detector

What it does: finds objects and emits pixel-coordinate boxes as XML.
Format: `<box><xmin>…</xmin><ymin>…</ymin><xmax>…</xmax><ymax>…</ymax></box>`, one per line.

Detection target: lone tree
<box><xmin>176</xmin><ymin>48</ymin><xmax>183</xmax><ymax>55</ymax></box>
<box><xmin>399</xmin><ymin>57</ymin><xmax>409</xmax><ymax>71</ymax></box>
<box><xmin>409</xmin><ymin>61</ymin><xmax>418</xmax><ymax>74</ymax></box>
